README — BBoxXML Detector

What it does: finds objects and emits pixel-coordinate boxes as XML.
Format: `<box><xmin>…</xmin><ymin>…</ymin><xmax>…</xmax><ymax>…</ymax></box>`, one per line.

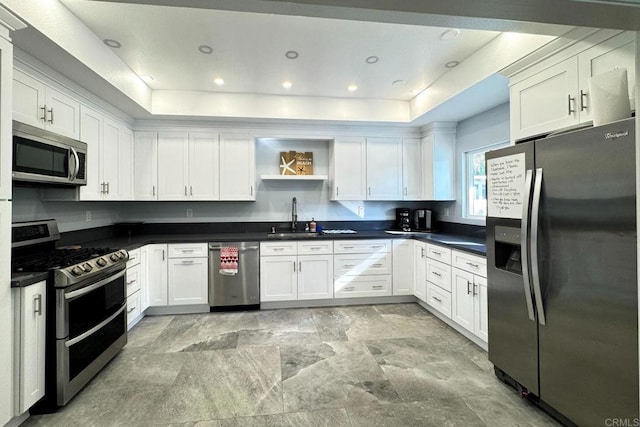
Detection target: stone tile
<box><xmin>237</xmin><ymin>309</ymin><xmax>321</xmax><ymax>347</ymax></box>
<box><xmin>347</xmin><ymin>399</ymin><xmax>486</xmax><ymax>427</ymax></box>
<box><xmin>281</xmin><ymin>341</ymin><xmax>400</xmax><ymax>413</ymax></box>
<box><xmin>149</xmin><ymin>346</ymin><xmax>283</xmax><ymax>424</ymax></box>
<box><xmin>311</xmin><ymin>308</ymin><xmax>350</xmax><ymax>342</ymax></box>
<box><xmin>374</xmin><ymin>303</ymin><xmax>434</xmax><ymax>318</ymax></box>
<box><xmin>125</xmin><ymin>314</ymin><xmax>174</xmax><ymax>348</ymax></box>
<box><xmin>283</xmin><ymin>408</ymin><xmax>351</xmax><ymax>426</ymax></box>
<box><xmin>463</xmin><ymin>393</ymin><xmax>561</xmax><ymax>426</ymax></box>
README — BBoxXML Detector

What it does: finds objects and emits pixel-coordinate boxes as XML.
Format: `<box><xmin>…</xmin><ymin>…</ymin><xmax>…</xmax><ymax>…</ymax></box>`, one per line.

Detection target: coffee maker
<box><xmin>396</xmin><ymin>208</ymin><xmax>411</xmax><ymax>231</ymax></box>
<box><xmin>413</xmin><ymin>209</ymin><xmax>433</xmax><ymax>231</ymax></box>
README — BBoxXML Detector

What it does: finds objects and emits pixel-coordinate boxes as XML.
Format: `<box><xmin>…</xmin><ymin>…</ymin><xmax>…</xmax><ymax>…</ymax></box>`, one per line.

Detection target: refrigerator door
<box><xmin>535</xmin><ymin>118</ymin><xmax>638</xmax><ymax>424</ymax></box>
<box><xmin>486</xmin><ymin>142</ymin><xmax>539</xmax><ymax>394</ymax></box>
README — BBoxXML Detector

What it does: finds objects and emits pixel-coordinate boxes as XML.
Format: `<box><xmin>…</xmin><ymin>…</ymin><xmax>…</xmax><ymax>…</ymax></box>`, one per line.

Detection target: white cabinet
<box><xmin>366</xmin><ymin>137</ymin><xmax>402</xmax><ymax>200</ymax></box>
<box><xmin>144</xmin><ymin>244</ymin><xmax>168</xmax><ymax>307</ymax></box>
<box><xmin>510</xmin><ymin>31</ymin><xmax>636</xmax><ymax>140</ymax></box>
<box><xmin>260</xmin><ymin>241</ymin><xmax>334</xmax><ymax>302</ymax></box>
<box><xmin>13</xmin><ymin>69</ymin><xmax>80</xmax><ymax>139</ymax></box>
<box><xmin>167</xmin><ymin>243</ymin><xmax>208</xmax><ymax>305</ymax></box>
<box><xmin>402</xmin><ymin>138</ymin><xmax>422</xmax><ymax>200</ymax></box>
<box><xmin>422</xmin><ymin>123</ymin><xmax>456</xmax><ymax>201</ymax></box>
<box><xmin>126</xmin><ymin>248</ymin><xmax>143</xmax><ymax>330</ymax></box>
<box><xmin>13</xmin><ymin>280</ymin><xmax>46</xmax><ymax>414</ymax></box>
<box><xmin>451</xmin><ymin>250</ymin><xmax>488</xmax><ymax>341</ymax></box>
<box><xmin>392</xmin><ymin>239</ymin><xmax>414</xmax><ymax>296</ymax></box>
<box><xmin>133</xmin><ymin>132</ymin><xmax>158</xmax><ymax>200</ymax></box>
<box><xmin>330</xmin><ymin>137</ymin><xmax>366</xmax><ymax>201</ymax></box>
<box><xmin>333</xmin><ymin>239</ymin><xmax>392</xmax><ymax>298</ymax></box>
<box><xmin>0</xmin><ymin>38</ymin><xmax>12</xmax><ymax>200</ymax></box>
<box><xmin>424</xmin><ymin>243</ymin><xmax>453</xmax><ymax>319</ymax></box>
<box><xmin>219</xmin><ymin>133</ymin><xmax>255</xmax><ymax>200</ymax></box>
<box><xmin>157</xmin><ymin>132</ymin><xmax>219</xmax><ymax>201</ymax></box>
<box><xmin>413</xmin><ymin>241</ymin><xmax>426</xmax><ymax>301</ymax></box>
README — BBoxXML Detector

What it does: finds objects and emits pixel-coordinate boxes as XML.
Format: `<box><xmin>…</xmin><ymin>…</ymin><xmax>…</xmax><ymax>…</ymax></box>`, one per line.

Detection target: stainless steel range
<box><xmin>12</xmin><ymin>219</ymin><xmax>128</xmax><ymax>411</ymax></box>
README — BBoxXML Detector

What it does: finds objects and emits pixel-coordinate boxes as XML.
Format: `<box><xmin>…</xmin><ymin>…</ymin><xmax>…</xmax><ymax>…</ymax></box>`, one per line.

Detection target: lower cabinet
<box><xmin>333</xmin><ymin>239</ymin><xmax>392</xmax><ymax>298</ymax></box>
<box><xmin>167</xmin><ymin>257</ymin><xmax>208</xmax><ymax>305</ymax></box>
<box><xmin>392</xmin><ymin>239</ymin><xmax>414</xmax><ymax>295</ymax></box>
<box><xmin>126</xmin><ymin>248</ymin><xmax>143</xmax><ymax>329</ymax></box>
<box><xmin>424</xmin><ymin>244</ymin><xmax>452</xmax><ymax>318</ymax></box>
<box><xmin>144</xmin><ymin>244</ymin><xmax>168</xmax><ymax>307</ymax></box>
<box><xmin>12</xmin><ymin>280</ymin><xmax>46</xmax><ymax>414</ymax></box>
<box><xmin>413</xmin><ymin>241</ymin><xmax>426</xmax><ymax>301</ymax></box>
<box><xmin>451</xmin><ymin>250</ymin><xmax>488</xmax><ymax>342</ymax></box>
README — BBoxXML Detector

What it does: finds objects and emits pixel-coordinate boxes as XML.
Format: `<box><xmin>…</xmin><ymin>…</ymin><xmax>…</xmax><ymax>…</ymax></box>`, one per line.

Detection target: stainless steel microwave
<box><xmin>12</xmin><ymin>121</ymin><xmax>87</xmax><ymax>186</ymax></box>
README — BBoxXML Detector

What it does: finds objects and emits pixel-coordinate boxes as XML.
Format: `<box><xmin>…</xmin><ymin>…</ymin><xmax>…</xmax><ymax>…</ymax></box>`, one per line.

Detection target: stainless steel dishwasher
<box><xmin>208</xmin><ymin>242</ymin><xmax>260</xmax><ymax>310</ymax></box>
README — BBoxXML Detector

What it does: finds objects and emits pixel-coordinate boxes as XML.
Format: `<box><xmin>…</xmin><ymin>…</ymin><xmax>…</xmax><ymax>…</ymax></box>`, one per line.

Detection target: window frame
<box><xmin>462</xmin><ymin>141</ymin><xmax>509</xmax><ymax>221</ymax></box>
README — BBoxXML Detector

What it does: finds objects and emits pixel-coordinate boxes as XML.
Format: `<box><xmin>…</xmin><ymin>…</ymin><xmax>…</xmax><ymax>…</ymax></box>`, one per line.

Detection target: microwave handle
<box><xmin>69</xmin><ymin>147</ymin><xmax>80</xmax><ymax>181</ymax></box>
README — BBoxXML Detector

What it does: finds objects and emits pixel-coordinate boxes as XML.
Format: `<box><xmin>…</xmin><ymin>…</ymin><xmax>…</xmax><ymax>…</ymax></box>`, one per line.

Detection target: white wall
<box><xmin>441</xmin><ymin>102</ymin><xmax>510</xmax><ymax>225</ymax></box>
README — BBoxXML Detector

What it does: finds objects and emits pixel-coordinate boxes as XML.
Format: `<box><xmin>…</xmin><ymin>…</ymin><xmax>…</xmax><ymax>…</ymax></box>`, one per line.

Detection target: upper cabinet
<box><xmin>402</xmin><ymin>138</ymin><xmax>422</xmax><ymax>200</ymax></box>
<box><xmin>133</xmin><ymin>132</ymin><xmax>158</xmax><ymax>200</ymax></box>
<box><xmin>219</xmin><ymin>133</ymin><xmax>255</xmax><ymax>201</ymax></box>
<box><xmin>366</xmin><ymin>137</ymin><xmax>403</xmax><ymax>200</ymax></box>
<box><xmin>510</xmin><ymin>31</ymin><xmax>636</xmax><ymax>141</ymax></box>
<box><xmin>422</xmin><ymin>123</ymin><xmax>456</xmax><ymax>201</ymax></box>
<box><xmin>330</xmin><ymin>137</ymin><xmax>367</xmax><ymax>201</ymax></box>
<box><xmin>13</xmin><ymin>69</ymin><xmax>80</xmax><ymax>139</ymax></box>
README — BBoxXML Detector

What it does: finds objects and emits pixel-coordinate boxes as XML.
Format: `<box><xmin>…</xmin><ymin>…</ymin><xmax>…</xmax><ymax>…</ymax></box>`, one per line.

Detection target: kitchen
<box><xmin>1</xmin><ymin>1</ymin><xmax>639</xmax><ymax>426</ymax></box>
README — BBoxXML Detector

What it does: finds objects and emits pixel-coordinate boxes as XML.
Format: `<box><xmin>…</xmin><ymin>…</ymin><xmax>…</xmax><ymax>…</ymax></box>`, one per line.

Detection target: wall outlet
<box><xmin>444</xmin><ymin>207</ymin><xmax>450</xmax><ymax>217</ymax></box>
<box><xmin>186</xmin><ymin>208</ymin><xmax>193</xmax><ymax>218</ymax></box>
<box><xmin>85</xmin><ymin>210</ymin><xmax>91</xmax><ymax>222</ymax></box>
<box><xmin>357</xmin><ymin>205</ymin><xmax>365</xmax><ymax>218</ymax></box>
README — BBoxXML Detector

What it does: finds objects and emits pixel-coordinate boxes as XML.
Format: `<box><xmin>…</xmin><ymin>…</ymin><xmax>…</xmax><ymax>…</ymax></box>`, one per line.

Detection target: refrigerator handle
<box><xmin>521</xmin><ymin>169</ymin><xmax>536</xmax><ymax>322</ymax></box>
<box><xmin>530</xmin><ymin>168</ymin><xmax>547</xmax><ymax>326</ymax></box>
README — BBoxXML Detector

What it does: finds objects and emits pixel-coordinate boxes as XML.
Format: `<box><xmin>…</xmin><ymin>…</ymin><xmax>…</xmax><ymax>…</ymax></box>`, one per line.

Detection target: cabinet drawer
<box><xmin>297</xmin><ymin>240</ymin><xmax>333</xmax><ymax>255</ymax></box>
<box><xmin>426</xmin><ymin>258</ymin><xmax>451</xmax><ymax>292</ymax></box>
<box><xmin>426</xmin><ymin>282</ymin><xmax>452</xmax><ymax>319</ymax></box>
<box><xmin>168</xmin><ymin>243</ymin><xmax>208</xmax><ymax>258</ymax></box>
<box><xmin>452</xmin><ymin>250</ymin><xmax>487</xmax><ymax>277</ymax></box>
<box><xmin>127</xmin><ymin>290</ymin><xmax>141</xmax><ymax>327</ymax></box>
<box><xmin>126</xmin><ymin>248</ymin><xmax>141</xmax><ymax>268</ymax></box>
<box><xmin>334</xmin><ymin>253</ymin><xmax>392</xmax><ymax>276</ymax></box>
<box><xmin>426</xmin><ymin>244</ymin><xmax>451</xmax><ymax>264</ymax></box>
<box><xmin>334</xmin><ymin>275</ymin><xmax>392</xmax><ymax>298</ymax></box>
<box><xmin>126</xmin><ymin>264</ymin><xmax>141</xmax><ymax>297</ymax></box>
<box><xmin>333</xmin><ymin>239</ymin><xmax>391</xmax><ymax>254</ymax></box>
<box><xmin>260</xmin><ymin>241</ymin><xmax>297</xmax><ymax>256</ymax></box>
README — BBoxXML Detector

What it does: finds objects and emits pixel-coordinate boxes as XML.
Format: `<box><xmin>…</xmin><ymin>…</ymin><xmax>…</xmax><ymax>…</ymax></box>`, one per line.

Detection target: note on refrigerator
<box><xmin>487</xmin><ymin>153</ymin><xmax>526</xmax><ymax>219</ymax></box>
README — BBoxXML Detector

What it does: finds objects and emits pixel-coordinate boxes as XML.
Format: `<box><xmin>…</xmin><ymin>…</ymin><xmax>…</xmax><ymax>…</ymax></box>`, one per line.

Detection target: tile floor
<box><xmin>24</xmin><ymin>303</ymin><xmax>560</xmax><ymax>426</ymax></box>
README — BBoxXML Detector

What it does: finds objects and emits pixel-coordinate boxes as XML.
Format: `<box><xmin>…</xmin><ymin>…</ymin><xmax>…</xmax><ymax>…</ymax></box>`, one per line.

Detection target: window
<box><xmin>464</xmin><ymin>142</ymin><xmax>508</xmax><ymax>219</ymax></box>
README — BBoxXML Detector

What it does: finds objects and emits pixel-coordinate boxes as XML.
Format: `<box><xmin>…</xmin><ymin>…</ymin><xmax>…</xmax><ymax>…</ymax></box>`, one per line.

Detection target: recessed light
<box><xmin>347</xmin><ymin>84</ymin><xmax>358</xmax><ymax>92</ymax></box>
<box><xmin>139</xmin><ymin>74</ymin><xmax>154</xmax><ymax>82</ymax></box>
<box><xmin>285</xmin><ymin>50</ymin><xmax>299</xmax><ymax>59</ymax></box>
<box><xmin>282</xmin><ymin>80</ymin><xmax>293</xmax><ymax>89</ymax></box>
<box><xmin>445</xmin><ymin>61</ymin><xmax>460</xmax><ymax>68</ymax></box>
<box><xmin>392</xmin><ymin>80</ymin><xmax>407</xmax><ymax>86</ymax></box>
<box><xmin>214</xmin><ymin>77</ymin><xmax>224</xmax><ymax>86</ymax></box>
<box><xmin>365</xmin><ymin>56</ymin><xmax>379</xmax><ymax>64</ymax></box>
<box><xmin>103</xmin><ymin>39</ymin><xmax>121</xmax><ymax>48</ymax></box>
<box><xmin>198</xmin><ymin>45</ymin><xmax>213</xmax><ymax>54</ymax></box>
<box><xmin>440</xmin><ymin>29</ymin><xmax>461</xmax><ymax>41</ymax></box>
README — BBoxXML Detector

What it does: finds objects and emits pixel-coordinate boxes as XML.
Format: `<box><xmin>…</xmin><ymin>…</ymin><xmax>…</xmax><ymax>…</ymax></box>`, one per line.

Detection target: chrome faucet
<box><xmin>291</xmin><ymin>197</ymin><xmax>297</xmax><ymax>232</ymax></box>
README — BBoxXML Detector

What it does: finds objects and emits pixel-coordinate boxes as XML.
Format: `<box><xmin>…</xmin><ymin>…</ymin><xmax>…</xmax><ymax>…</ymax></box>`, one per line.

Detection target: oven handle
<box><xmin>65</xmin><ymin>269</ymin><xmax>126</xmax><ymax>300</ymax></box>
<box><xmin>65</xmin><ymin>303</ymin><xmax>126</xmax><ymax>347</ymax></box>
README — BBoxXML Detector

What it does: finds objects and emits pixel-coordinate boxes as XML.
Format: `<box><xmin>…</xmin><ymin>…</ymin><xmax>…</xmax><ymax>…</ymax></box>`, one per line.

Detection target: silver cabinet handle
<box><xmin>404</xmin><ymin>187</ymin><xmax>408</xmax><ymax>196</ymax></box>
<box><xmin>251</xmin><ymin>185</ymin><xmax>253</xmax><ymax>196</ymax></box>
<box><xmin>432</xmin><ymin>271</ymin><xmax>442</xmax><ymax>277</ymax></box>
<box><xmin>372</xmin><ymin>285</ymin><xmax>384</xmax><ymax>289</ymax></box>
<box><xmin>273</xmin><ymin>247</ymin><xmax>285</xmax><ymax>251</ymax></box>
<box><xmin>34</xmin><ymin>294</ymin><xmax>42</xmax><ymax>315</ymax></box>
<box><xmin>181</xmin><ymin>249</ymin><xmax>194</xmax><ymax>253</ymax></box>
<box><xmin>343</xmin><ymin>286</ymin><xmax>355</xmax><ymax>291</ymax></box>
<box><xmin>531</xmin><ymin>168</ymin><xmax>546</xmax><ymax>326</ymax></box>
<box><xmin>299</xmin><ymin>261</ymin><xmax>302</xmax><ymax>272</ymax></box>
<box><xmin>432</xmin><ymin>251</ymin><xmax>441</xmax><ymax>256</ymax></box>
<box><xmin>421</xmin><ymin>247</ymin><xmax>425</xmax><ymax>258</ymax></box>
<box><xmin>372</xmin><ymin>263</ymin><xmax>383</xmax><ymax>267</ymax></box>
<box><xmin>343</xmin><ymin>264</ymin><xmax>355</xmax><ymax>268</ymax></box>
<box><xmin>521</xmin><ymin>169</ymin><xmax>535</xmax><ymax>322</ymax></box>
<box><xmin>472</xmin><ymin>283</ymin><xmax>478</xmax><ymax>297</ymax></box>
<box><xmin>466</xmin><ymin>262</ymin><xmax>479</xmax><ymax>268</ymax></box>
<box><xmin>368</xmin><ymin>186</ymin><xmax>371</xmax><ymax>196</ymax></box>
<box><xmin>336</xmin><ymin>186</ymin><xmax>339</xmax><ymax>196</ymax></box>
<box><xmin>152</xmin><ymin>185</ymin><xmax>156</xmax><ymax>197</ymax></box>
<box><xmin>100</xmin><ymin>182</ymin><xmax>105</xmax><ymax>194</ymax></box>
<box><xmin>127</xmin><ymin>306</ymin><xmax>136</xmax><ymax>314</ymax></box>
<box><xmin>580</xmin><ymin>89</ymin><xmax>588</xmax><ymax>111</ymax></box>
<box><xmin>432</xmin><ymin>296</ymin><xmax>442</xmax><ymax>303</ymax></box>
<box><xmin>343</xmin><ymin>246</ymin><xmax>354</xmax><ymax>249</ymax></box>
<box><xmin>40</xmin><ymin>105</ymin><xmax>47</xmax><ymax>121</ymax></box>
<box><xmin>370</xmin><ymin>245</ymin><xmax>384</xmax><ymax>249</ymax></box>
<box><xmin>47</xmin><ymin>107</ymin><xmax>54</xmax><ymax>124</ymax></box>
<box><xmin>567</xmin><ymin>94</ymin><xmax>575</xmax><ymax>115</ymax></box>
<box><xmin>126</xmin><ymin>280</ymin><xmax>135</xmax><ymax>285</ymax></box>
<box><xmin>293</xmin><ymin>261</ymin><xmax>296</xmax><ymax>272</ymax></box>
<box><xmin>162</xmin><ymin>250</ymin><xmax>165</xmax><ymax>261</ymax></box>
<box><xmin>190</xmin><ymin>186</ymin><xmax>193</xmax><ymax>196</ymax></box>
<box><xmin>181</xmin><ymin>260</ymin><xmax>194</xmax><ymax>264</ymax></box>
<box><xmin>106</xmin><ymin>182</ymin><xmax>110</xmax><ymax>194</ymax></box>
<box><xmin>184</xmin><ymin>186</ymin><xmax>187</xmax><ymax>196</ymax></box>
<box><xmin>466</xmin><ymin>280</ymin><xmax>472</xmax><ymax>295</ymax></box>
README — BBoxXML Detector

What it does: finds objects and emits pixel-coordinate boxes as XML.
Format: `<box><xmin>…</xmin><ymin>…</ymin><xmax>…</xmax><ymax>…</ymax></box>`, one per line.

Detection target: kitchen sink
<box><xmin>266</xmin><ymin>232</ymin><xmax>320</xmax><ymax>238</ymax></box>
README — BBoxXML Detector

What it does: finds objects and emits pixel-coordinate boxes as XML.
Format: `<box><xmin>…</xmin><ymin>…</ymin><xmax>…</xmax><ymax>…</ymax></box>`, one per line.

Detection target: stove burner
<box><xmin>13</xmin><ymin>247</ymin><xmax>115</xmax><ymax>273</ymax></box>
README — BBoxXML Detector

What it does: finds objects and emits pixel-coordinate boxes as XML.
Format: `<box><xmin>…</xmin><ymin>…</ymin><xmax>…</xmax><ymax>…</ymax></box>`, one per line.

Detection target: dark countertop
<box><xmin>11</xmin><ymin>272</ymin><xmax>50</xmax><ymax>288</ymax></box>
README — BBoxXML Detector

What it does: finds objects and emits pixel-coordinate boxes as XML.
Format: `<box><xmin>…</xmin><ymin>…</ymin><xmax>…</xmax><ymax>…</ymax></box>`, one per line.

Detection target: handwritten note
<box><xmin>487</xmin><ymin>153</ymin><xmax>526</xmax><ymax>219</ymax></box>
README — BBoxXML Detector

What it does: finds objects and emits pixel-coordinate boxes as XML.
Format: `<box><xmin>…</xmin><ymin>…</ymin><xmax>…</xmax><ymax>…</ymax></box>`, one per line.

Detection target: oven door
<box><xmin>55</xmin><ymin>267</ymin><xmax>127</xmax><ymax>405</ymax></box>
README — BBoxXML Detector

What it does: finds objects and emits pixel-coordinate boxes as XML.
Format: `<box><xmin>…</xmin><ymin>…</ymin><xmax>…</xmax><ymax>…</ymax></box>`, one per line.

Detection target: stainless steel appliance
<box><xmin>413</xmin><ymin>209</ymin><xmax>433</xmax><ymax>231</ymax></box>
<box><xmin>208</xmin><ymin>242</ymin><xmax>260</xmax><ymax>309</ymax></box>
<box><xmin>12</xmin><ymin>121</ymin><xmax>87</xmax><ymax>186</ymax></box>
<box><xmin>12</xmin><ymin>219</ymin><xmax>128</xmax><ymax>411</ymax></box>
<box><xmin>486</xmin><ymin>118</ymin><xmax>638</xmax><ymax>425</ymax></box>
<box><xmin>395</xmin><ymin>208</ymin><xmax>411</xmax><ymax>231</ymax></box>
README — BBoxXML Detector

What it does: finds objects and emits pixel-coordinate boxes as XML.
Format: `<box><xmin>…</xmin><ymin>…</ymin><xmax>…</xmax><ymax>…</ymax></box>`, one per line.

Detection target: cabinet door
<box><xmin>189</xmin><ymin>133</ymin><xmax>219</xmax><ymax>200</ymax></box>
<box><xmin>510</xmin><ymin>57</ymin><xmax>579</xmax><ymax>141</ymax></box>
<box><xmin>101</xmin><ymin>118</ymin><xmax>120</xmax><ymax>200</ymax></box>
<box><xmin>168</xmin><ymin>257</ymin><xmax>208</xmax><ymax>305</ymax></box>
<box><xmin>133</xmin><ymin>132</ymin><xmax>158</xmax><ymax>200</ymax></box>
<box><xmin>13</xmin><ymin>69</ymin><xmax>45</xmax><ymax>129</ymax></box>
<box><xmin>146</xmin><ymin>244</ymin><xmax>168</xmax><ymax>307</ymax></box>
<box><xmin>139</xmin><ymin>246</ymin><xmax>150</xmax><ymax>311</ymax></box>
<box><xmin>219</xmin><ymin>134</ymin><xmax>255</xmax><ymax>200</ymax></box>
<box><xmin>422</xmin><ymin>128</ymin><xmax>455</xmax><ymax>201</ymax></box>
<box><xmin>577</xmin><ymin>32</ymin><xmax>636</xmax><ymax>123</ymax></box>
<box><xmin>118</xmin><ymin>126</ymin><xmax>134</xmax><ymax>200</ymax></box>
<box><xmin>45</xmin><ymin>87</ymin><xmax>80</xmax><ymax>139</ymax></box>
<box><xmin>260</xmin><ymin>256</ymin><xmax>297</xmax><ymax>301</ymax></box>
<box><xmin>157</xmin><ymin>132</ymin><xmax>188</xmax><ymax>200</ymax></box>
<box><xmin>452</xmin><ymin>267</ymin><xmax>475</xmax><ymax>333</ymax></box>
<box><xmin>402</xmin><ymin>138</ymin><xmax>422</xmax><ymax>200</ymax></box>
<box><xmin>0</xmin><ymin>40</ymin><xmax>12</xmax><ymax>200</ymax></box>
<box><xmin>298</xmin><ymin>254</ymin><xmax>333</xmax><ymax>300</ymax></box>
<box><xmin>414</xmin><ymin>242</ymin><xmax>426</xmax><ymax>301</ymax></box>
<box><xmin>392</xmin><ymin>239</ymin><xmax>414</xmax><ymax>295</ymax></box>
<box><xmin>330</xmin><ymin>137</ymin><xmax>366</xmax><ymax>201</ymax></box>
<box><xmin>79</xmin><ymin>105</ymin><xmax>103</xmax><ymax>200</ymax></box>
<box><xmin>19</xmin><ymin>281</ymin><xmax>46</xmax><ymax>413</ymax></box>
<box><xmin>474</xmin><ymin>275</ymin><xmax>488</xmax><ymax>342</ymax></box>
<box><xmin>366</xmin><ymin>137</ymin><xmax>402</xmax><ymax>200</ymax></box>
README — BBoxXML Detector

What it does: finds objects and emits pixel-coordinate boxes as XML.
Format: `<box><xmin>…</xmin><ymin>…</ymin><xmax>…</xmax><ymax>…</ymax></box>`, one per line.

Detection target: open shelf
<box><xmin>260</xmin><ymin>174</ymin><xmax>328</xmax><ymax>181</ymax></box>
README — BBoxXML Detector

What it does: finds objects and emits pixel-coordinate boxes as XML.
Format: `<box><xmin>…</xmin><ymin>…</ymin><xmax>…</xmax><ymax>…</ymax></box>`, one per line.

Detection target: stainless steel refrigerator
<box><xmin>486</xmin><ymin>117</ymin><xmax>638</xmax><ymax>425</ymax></box>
